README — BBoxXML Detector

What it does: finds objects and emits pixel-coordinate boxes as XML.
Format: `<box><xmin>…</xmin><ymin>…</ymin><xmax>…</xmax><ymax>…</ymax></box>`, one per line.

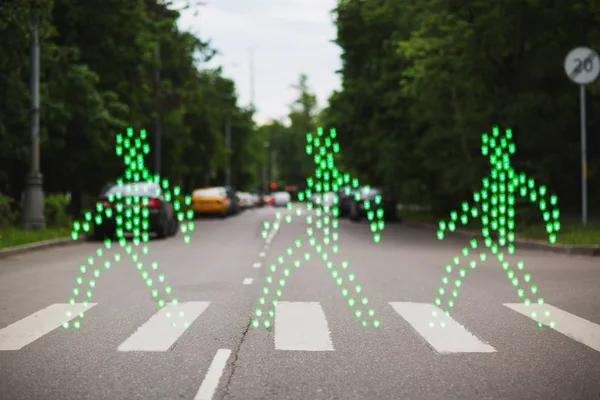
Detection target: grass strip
<box><xmin>0</xmin><ymin>227</ymin><xmax>72</xmax><ymax>250</ymax></box>
<box><xmin>400</xmin><ymin>210</ymin><xmax>600</xmax><ymax>246</ymax></box>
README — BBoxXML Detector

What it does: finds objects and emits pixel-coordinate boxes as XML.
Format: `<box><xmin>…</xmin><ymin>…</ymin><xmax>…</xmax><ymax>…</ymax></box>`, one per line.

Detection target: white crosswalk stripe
<box><xmin>389</xmin><ymin>302</ymin><xmax>496</xmax><ymax>353</ymax></box>
<box><xmin>274</xmin><ymin>301</ymin><xmax>334</xmax><ymax>351</ymax></box>
<box><xmin>0</xmin><ymin>303</ymin><xmax>97</xmax><ymax>351</ymax></box>
<box><xmin>2</xmin><ymin>300</ymin><xmax>600</xmax><ymax>355</ymax></box>
<box><xmin>118</xmin><ymin>301</ymin><xmax>211</xmax><ymax>352</ymax></box>
<box><xmin>504</xmin><ymin>302</ymin><xmax>600</xmax><ymax>353</ymax></box>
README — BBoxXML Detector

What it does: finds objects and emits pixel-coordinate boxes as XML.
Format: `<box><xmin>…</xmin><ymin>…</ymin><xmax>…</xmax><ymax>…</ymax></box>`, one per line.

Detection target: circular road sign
<box><xmin>564</xmin><ymin>47</ymin><xmax>600</xmax><ymax>85</ymax></box>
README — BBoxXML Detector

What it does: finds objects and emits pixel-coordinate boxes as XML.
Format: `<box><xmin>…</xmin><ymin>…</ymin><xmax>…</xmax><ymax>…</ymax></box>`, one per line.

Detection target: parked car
<box><xmin>191</xmin><ymin>186</ymin><xmax>238</xmax><ymax>217</ymax></box>
<box><xmin>224</xmin><ymin>186</ymin><xmax>242</xmax><ymax>214</ymax></box>
<box><xmin>238</xmin><ymin>192</ymin><xmax>257</xmax><ymax>209</ymax></box>
<box><xmin>94</xmin><ymin>181</ymin><xmax>179</xmax><ymax>240</ymax></box>
<box><xmin>268</xmin><ymin>191</ymin><xmax>291</xmax><ymax>207</ymax></box>
<box><xmin>237</xmin><ymin>192</ymin><xmax>248</xmax><ymax>209</ymax></box>
<box><xmin>337</xmin><ymin>185</ymin><xmax>358</xmax><ymax>217</ymax></box>
<box><xmin>252</xmin><ymin>193</ymin><xmax>261</xmax><ymax>207</ymax></box>
<box><xmin>310</xmin><ymin>191</ymin><xmax>337</xmax><ymax>208</ymax></box>
<box><xmin>256</xmin><ymin>193</ymin><xmax>266</xmax><ymax>207</ymax></box>
<box><xmin>349</xmin><ymin>187</ymin><xmax>398</xmax><ymax>222</ymax></box>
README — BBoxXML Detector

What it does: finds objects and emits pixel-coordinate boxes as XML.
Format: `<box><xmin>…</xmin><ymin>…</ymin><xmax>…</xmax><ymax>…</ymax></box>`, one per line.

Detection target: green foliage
<box><xmin>0</xmin><ymin>192</ymin><xmax>71</xmax><ymax>228</ymax></box>
<box><xmin>44</xmin><ymin>194</ymin><xmax>71</xmax><ymax>227</ymax></box>
<box><xmin>258</xmin><ymin>74</ymin><xmax>319</xmax><ymax>190</ymax></box>
<box><xmin>324</xmin><ymin>0</ymin><xmax>600</xmax><ymax>220</ymax></box>
<box><xmin>0</xmin><ymin>194</ymin><xmax>17</xmax><ymax>228</ymax></box>
<box><xmin>0</xmin><ymin>0</ymin><xmax>259</xmax><ymax>220</ymax></box>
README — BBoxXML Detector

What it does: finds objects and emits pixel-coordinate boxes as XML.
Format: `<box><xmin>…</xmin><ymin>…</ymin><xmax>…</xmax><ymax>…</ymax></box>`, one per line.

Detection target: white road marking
<box><xmin>243</xmin><ymin>278</ymin><xmax>253</xmax><ymax>285</ymax></box>
<box><xmin>275</xmin><ymin>301</ymin><xmax>334</xmax><ymax>351</ymax></box>
<box><xmin>252</xmin><ymin>262</ymin><xmax>261</xmax><ymax>269</ymax></box>
<box><xmin>259</xmin><ymin>252</ymin><xmax>266</xmax><ymax>257</ymax></box>
<box><xmin>389</xmin><ymin>302</ymin><xmax>496</xmax><ymax>354</ymax></box>
<box><xmin>118</xmin><ymin>301</ymin><xmax>210</xmax><ymax>352</ymax></box>
<box><xmin>193</xmin><ymin>349</ymin><xmax>232</xmax><ymax>400</ymax></box>
<box><xmin>504</xmin><ymin>302</ymin><xmax>600</xmax><ymax>352</ymax></box>
<box><xmin>265</xmin><ymin>221</ymin><xmax>280</xmax><ymax>245</ymax></box>
<box><xmin>0</xmin><ymin>303</ymin><xmax>97</xmax><ymax>351</ymax></box>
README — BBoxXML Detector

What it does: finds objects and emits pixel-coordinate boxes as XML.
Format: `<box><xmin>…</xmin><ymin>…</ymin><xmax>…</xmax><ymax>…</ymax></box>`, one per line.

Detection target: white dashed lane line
<box><xmin>242</xmin><ymin>278</ymin><xmax>253</xmax><ymax>285</ymax></box>
<box><xmin>193</xmin><ymin>349</ymin><xmax>231</xmax><ymax>400</ymax></box>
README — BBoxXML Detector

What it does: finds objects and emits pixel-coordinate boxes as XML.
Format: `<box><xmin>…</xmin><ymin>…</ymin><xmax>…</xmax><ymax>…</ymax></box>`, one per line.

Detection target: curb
<box><xmin>0</xmin><ymin>236</ymin><xmax>86</xmax><ymax>260</ymax></box>
<box><xmin>402</xmin><ymin>220</ymin><xmax>600</xmax><ymax>257</ymax></box>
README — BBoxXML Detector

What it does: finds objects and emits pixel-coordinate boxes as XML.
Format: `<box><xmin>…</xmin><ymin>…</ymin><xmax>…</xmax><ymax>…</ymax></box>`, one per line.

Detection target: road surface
<box><xmin>1</xmin><ymin>205</ymin><xmax>599</xmax><ymax>400</ymax></box>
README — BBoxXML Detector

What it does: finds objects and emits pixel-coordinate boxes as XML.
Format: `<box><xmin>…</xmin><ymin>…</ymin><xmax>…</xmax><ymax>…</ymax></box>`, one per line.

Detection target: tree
<box><xmin>324</xmin><ymin>0</ymin><xmax>600</xmax><ymax>218</ymax></box>
<box><xmin>262</xmin><ymin>74</ymin><xmax>319</xmax><ymax>189</ymax></box>
<box><xmin>0</xmin><ymin>0</ymin><xmax>257</xmax><ymax>218</ymax></box>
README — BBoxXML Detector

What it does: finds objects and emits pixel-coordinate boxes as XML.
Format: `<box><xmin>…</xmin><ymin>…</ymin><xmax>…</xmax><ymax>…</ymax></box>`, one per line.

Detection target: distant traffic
<box><xmin>91</xmin><ymin>183</ymin><xmax>399</xmax><ymax>240</ymax></box>
<box><xmin>190</xmin><ymin>187</ymin><xmax>292</xmax><ymax>217</ymax></box>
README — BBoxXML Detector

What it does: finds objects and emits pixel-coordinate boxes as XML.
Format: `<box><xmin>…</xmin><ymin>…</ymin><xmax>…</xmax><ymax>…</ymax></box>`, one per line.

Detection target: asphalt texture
<box><xmin>1</xmin><ymin>205</ymin><xmax>599</xmax><ymax>400</ymax></box>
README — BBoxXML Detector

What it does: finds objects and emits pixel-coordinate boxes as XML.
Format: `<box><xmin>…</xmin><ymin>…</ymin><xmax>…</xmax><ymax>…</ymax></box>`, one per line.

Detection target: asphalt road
<box><xmin>1</xmin><ymin>205</ymin><xmax>599</xmax><ymax>400</ymax></box>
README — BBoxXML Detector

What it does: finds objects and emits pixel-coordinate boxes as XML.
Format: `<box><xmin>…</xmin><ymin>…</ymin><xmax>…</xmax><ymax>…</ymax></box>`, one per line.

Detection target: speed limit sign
<box><xmin>564</xmin><ymin>47</ymin><xmax>599</xmax><ymax>85</ymax></box>
<box><xmin>564</xmin><ymin>46</ymin><xmax>599</xmax><ymax>227</ymax></box>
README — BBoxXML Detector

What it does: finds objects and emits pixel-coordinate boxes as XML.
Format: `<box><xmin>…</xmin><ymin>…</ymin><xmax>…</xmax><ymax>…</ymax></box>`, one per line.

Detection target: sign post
<box><xmin>564</xmin><ymin>47</ymin><xmax>600</xmax><ymax>225</ymax></box>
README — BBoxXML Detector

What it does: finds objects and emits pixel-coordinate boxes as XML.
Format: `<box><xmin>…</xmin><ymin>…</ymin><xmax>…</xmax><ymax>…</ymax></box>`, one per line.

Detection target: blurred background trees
<box><xmin>2</xmin><ymin>0</ymin><xmax>599</xmax><ymax>226</ymax></box>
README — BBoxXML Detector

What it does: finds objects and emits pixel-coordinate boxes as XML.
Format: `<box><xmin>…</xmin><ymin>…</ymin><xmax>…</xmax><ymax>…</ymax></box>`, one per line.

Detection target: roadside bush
<box><xmin>45</xmin><ymin>194</ymin><xmax>71</xmax><ymax>227</ymax></box>
<box><xmin>0</xmin><ymin>193</ymin><xmax>18</xmax><ymax>228</ymax></box>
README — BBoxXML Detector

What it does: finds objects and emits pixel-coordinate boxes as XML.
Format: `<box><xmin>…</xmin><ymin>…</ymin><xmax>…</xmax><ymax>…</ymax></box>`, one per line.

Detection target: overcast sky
<box><xmin>177</xmin><ymin>0</ymin><xmax>341</xmax><ymax>125</ymax></box>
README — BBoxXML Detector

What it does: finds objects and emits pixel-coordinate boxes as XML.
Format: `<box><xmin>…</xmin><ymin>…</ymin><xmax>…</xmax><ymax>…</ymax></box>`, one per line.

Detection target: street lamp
<box><xmin>22</xmin><ymin>2</ymin><xmax>45</xmax><ymax>229</ymax></box>
<box><xmin>262</xmin><ymin>141</ymin><xmax>270</xmax><ymax>193</ymax></box>
<box><xmin>225</xmin><ymin>118</ymin><xmax>231</xmax><ymax>187</ymax></box>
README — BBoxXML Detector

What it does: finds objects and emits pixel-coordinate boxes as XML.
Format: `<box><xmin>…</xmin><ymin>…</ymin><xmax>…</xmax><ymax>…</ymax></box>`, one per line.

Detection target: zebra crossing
<box><xmin>274</xmin><ymin>301</ymin><xmax>334</xmax><ymax>351</ymax></box>
<box><xmin>389</xmin><ymin>302</ymin><xmax>496</xmax><ymax>353</ymax></box>
<box><xmin>1</xmin><ymin>300</ymin><xmax>599</xmax><ymax>354</ymax></box>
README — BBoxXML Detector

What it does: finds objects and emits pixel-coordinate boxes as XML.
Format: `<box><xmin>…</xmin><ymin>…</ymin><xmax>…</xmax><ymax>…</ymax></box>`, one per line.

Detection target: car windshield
<box><xmin>339</xmin><ymin>186</ymin><xmax>356</xmax><ymax>196</ymax></box>
<box><xmin>360</xmin><ymin>187</ymin><xmax>381</xmax><ymax>194</ymax></box>
<box><xmin>315</xmin><ymin>192</ymin><xmax>336</xmax><ymax>198</ymax></box>
<box><xmin>358</xmin><ymin>187</ymin><xmax>386</xmax><ymax>197</ymax></box>
<box><xmin>103</xmin><ymin>182</ymin><xmax>161</xmax><ymax>198</ymax></box>
<box><xmin>194</xmin><ymin>188</ymin><xmax>226</xmax><ymax>197</ymax></box>
<box><xmin>316</xmin><ymin>192</ymin><xmax>336</xmax><ymax>203</ymax></box>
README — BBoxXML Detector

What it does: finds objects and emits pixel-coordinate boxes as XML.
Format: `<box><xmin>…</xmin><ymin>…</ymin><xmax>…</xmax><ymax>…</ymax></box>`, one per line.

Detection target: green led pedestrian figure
<box><xmin>252</xmin><ymin>126</ymin><xmax>386</xmax><ymax>329</ymax></box>
<box><xmin>431</xmin><ymin>126</ymin><xmax>560</xmax><ymax>329</ymax></box>
<box><xmin>63</xmin><ymin>127</ymin><xmax>195</xmax><ymax>330</ymax></box>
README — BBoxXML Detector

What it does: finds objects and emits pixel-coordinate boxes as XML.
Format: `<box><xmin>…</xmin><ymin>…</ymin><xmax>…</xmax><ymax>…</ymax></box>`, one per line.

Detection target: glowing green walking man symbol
<box><xmin>432</xmin><ymin>126</ymin><xmax>560</xmax><ymax>328</ymax></box>
<box><xmin>63</xmin><ymin>127</ymin><xmax>195</xmax><ymax>330</ymax></box>
<box><xmin>252</xmin><ymin>126</ymin><xmax>387</xmax><ymax>329</ymax></box>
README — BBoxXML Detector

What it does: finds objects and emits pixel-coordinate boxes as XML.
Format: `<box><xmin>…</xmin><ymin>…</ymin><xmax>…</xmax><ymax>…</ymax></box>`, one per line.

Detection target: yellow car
<box><xmin>191</xmin><ymin>187</ymin><xmax>233</xmax><ymax>217</ymax></box>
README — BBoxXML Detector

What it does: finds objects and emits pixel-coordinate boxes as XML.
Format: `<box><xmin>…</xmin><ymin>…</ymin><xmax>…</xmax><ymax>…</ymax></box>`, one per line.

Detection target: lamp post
<box><xmin>225</xmin><ymin>119</ymin><xmax>231</xmax><ymax>187</ymax></box>
<box><xmin>249</xmin><ymin>47</ymin><xmax>255</xmax><ymax>109</ymax></box>
<box><xmin>262</xmin><ymin>141</ymin><xmax>269</xmax><ymax>193</ymax></box>
<box><xmin>22</xmin><ymin>2</ymin><xmax>45</xmax><ymax>229</ymax></box>
<box><xmin>153</xmin><ymin>44</ymin><xmax>161</xmax><ymax>176</ymax></box>
<box><xmin>221</xmin><ymin>62</ymin><xmax>240</xmax><ymax>188</ymax></box>
<box><xmin>271</xmin><ymin>149</ymin><xmax>276</xmax><ymax>184</ymax></box>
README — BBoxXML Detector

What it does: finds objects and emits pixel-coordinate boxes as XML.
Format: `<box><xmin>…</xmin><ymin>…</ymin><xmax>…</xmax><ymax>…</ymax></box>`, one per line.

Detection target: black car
<box><xmin>337</xmin><ymin>185</ymin><xmax>358</xmax><ymax>217</ymax></box>
<box><xmin>224</xmin><ymin>186</ymin><xmax>242</xmax><ymax>214</ymax></box>
<box><xmin>93</xmin><ymin>181</ymin><xmax>179</xmax><ymax>240</ymax></box>
<box><xmin>349</xmin><ymin>187</ymin><xmax>398</xmax><ymax>222</ymax></box>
